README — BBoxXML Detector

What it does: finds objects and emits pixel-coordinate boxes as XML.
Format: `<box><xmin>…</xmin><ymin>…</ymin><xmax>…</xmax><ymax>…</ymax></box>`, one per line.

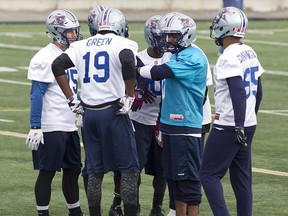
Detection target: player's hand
<box><xmin>143</xmin><ymin>90</ymin><xmax>156</xmax><ymax>104</ymax></box>
<box><xmin>68</xmin><ymin>97</ymin><xmax>83</xmax><ymax>114</ymax></box>
<box><xmin>234</xmin><ymin>127</ymin><xmax>247</xmax><ymax>147</ymax></box>
<box><xmin>116</xmin><ymin>96</ymin><xmax>135</xmax><ymax>115</ymax></box>
<box><xmin>154</xmin><ymin>121</ymin><xmax>163</xmax><ymax>148</ymax></box>
<box><xmin>131</xmin><ymin>89</ymin><xmax>144</xmax><ymax>112</ymax></box>
<box><xmin>26</xmin><ymin>129</ymin><xmax>44</xmax><ymax>150</ymax></box>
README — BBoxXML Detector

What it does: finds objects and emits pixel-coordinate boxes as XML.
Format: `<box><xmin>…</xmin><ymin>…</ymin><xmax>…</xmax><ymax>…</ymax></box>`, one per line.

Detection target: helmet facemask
<box><xmin>49</xmin><ymin>26</ymin><xmax>82</xmax><ymax>48</ymax></box>
<box><xmin>160</xmin><ymin>31</ymin><xmax>183</xmax><ymax>53</ymax></box>
<box><xmin>144</xmin><ymin>15</ymin><xmax>162</xmax><ymax>53</ymax></box>
<box><xmin>158</xmin><ymin>13</ymin><xmax>196</xmax><ymax>53</ymax></box>
<box><xmin>46</xmin><ymin>9</ymin><xmax>82</xmax><ymax>48</ymax></box>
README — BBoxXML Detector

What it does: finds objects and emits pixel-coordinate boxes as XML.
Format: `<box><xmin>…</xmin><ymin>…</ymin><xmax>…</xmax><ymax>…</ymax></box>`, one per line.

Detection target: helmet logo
<box><xmin>149</xmin><ymin>19</ymin><xmax>158</xmax><ymax>28</ymax></box>
<box><xmin>49</xmin><ymin>15</ymin><xmax>66</xmax><ymax>26</ymax></box>
<box><xmin>180</xmin><ymin>18</ymin><xmax>192</xmax><ymax>29</ymax></box>
<box><xmin>219</xmin><ymin>8</ymin><xmax>230</xmax><ymax>23</ymax></box>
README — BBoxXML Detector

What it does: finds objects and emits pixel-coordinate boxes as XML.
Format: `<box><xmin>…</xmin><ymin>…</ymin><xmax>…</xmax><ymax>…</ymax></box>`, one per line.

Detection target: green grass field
<box><xmin>0</xmin><ymin>19</ymin><xmax>287</xmax><ymax>215</ymax></box>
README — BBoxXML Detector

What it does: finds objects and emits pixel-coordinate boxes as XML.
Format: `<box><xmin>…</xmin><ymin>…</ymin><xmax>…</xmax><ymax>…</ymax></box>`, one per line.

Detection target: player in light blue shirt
<box><xmin>138</xmin><ymin>12</ymin><xmax>207</xmax><ymax>216</ymax></box>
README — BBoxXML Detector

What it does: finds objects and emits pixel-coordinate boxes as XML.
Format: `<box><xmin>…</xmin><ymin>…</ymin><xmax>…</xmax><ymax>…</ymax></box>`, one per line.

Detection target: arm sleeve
<box><xmin>139</xmin><ymin>64</ymin><xmax>174</xmax><ymax>80</ymax></box>
<box><xmin>151</xmin><ymin>64</ymin><xmax>174</xmax><ymax>80</ymax></box>
<box><xmin>30</xmin><ymin>81</ymin><xmax>49</xmax><ymax>128</ymax></box>
<box><xmin>136</xmin><ymin>56</ymin><xmax>151</xmax><ymax>91</ymax></box>
<box><xmin>227</xmin><ymin>76</ymin><xmax>246</xmax><ymax>127</ymax></box>
<box><xmin>52</xmin><ymin>53</ymin><xmax>75</xmax><ymax>77</ymax></box>
<box><xmin>255</xmin><ymin>77</ymin><xmax>263</xmax><ymax>114</ymax></box>
<box><xmin>119</xmin><ymin>49</ymin><xmax>136</xmax><ymax>80</ymax></box>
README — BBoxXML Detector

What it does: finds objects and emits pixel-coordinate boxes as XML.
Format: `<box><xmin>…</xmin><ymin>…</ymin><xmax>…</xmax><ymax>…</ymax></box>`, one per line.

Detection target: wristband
<box><xmin>31</xmin><ymin>126</ymin><xmax>41</xmax><ymax>129</ymax></box>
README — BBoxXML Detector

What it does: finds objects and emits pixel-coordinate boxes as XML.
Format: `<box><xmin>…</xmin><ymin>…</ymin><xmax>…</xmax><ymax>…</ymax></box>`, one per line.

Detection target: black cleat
<box><xmin>149</xmin><ymin>208</ymin><xmax>165</xmax><ymax>216</ymax></box>
<box><xmin>109</xmin><ymin>205</ymin><xmax>123</xmax><ymax>216</ymax></box>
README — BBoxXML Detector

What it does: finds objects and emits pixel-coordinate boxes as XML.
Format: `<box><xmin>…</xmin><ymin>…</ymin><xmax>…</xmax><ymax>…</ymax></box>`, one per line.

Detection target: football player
<box><xmin>80</xmin><ymin>3</ymin><xmax>106</xmax><ymax>196</ymax></box>
<box><xmin>25</xmin><ymin>9</ymin><xmax>83</xmax><ymax>216</ymax></box>
<box><xmin>109</xmin><ymin>15</ymin><xmax>171</xmax><ymax>216</ymax></box>
<box><xmin>137</xmin><ymin>12</ymin><xmax>208</xmax><ymax>216</ymax></box>
<box><xmin>199</xmin><ymin>7</ymin><xmax>264</xmax><ymax>216</ymax></box>
<box><xmin>134</xmin><ymin>15</ymin><xmax>169</xmax><ymax>216</ymax></box>
<box><xmin>51</xmin><ymin>8</ymin><xmax>140</xmax><ymax>216</ymax></box>
<box><xmin>166</xmin><ymin>43</ymin><xmax>213</xmax><ymax>216</ymax></box>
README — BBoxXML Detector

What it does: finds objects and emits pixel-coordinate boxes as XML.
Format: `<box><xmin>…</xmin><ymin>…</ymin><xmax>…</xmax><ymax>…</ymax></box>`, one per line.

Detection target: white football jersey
<box><xmin>213</xmin><ymin>43</ymin><xmax>264</xmax><ymax>127</ymax></box>
<box><xmin>65</xmin><ymin>33</ymin><xmax>138</xmax><ymax>106</ymax></box>
<box><xmin>129</xmin><ymin>49</ymin><xmax>171</xmax><ymax>125</ymax></box>
<box><xmin>28</xmin><ymin>43</ymin><xmax>78</xmax><ymax>132</ymax></box>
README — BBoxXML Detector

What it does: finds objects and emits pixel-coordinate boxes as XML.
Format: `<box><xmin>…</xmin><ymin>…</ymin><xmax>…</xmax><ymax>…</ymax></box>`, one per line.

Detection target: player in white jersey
<box><xmin>25</xmin><ymin>9</ymin><xmax>84</xmax><ymax>216</ymax></box>
<box><xmin>109</xmin><ymin>15</ymin><xmax>171</xmax><ymax>216</ymax></box>
<box><xmin>51</xmin><ymin>8</ymin><xmax>140</xmax><ymax>216</ymax></box>
<box><xmin>79</xmin><ymin>4</ymin><xmax>106</xmax><ymax>197</ymax></box>
<box><xmin>132</xmin><ymin>16</ymin><xmax>171</xmax><ymax>216</ymax></box>
<box><xmin>199</xmin><ymin>7</ymin><xmax>264</xmax><ymax>216</ymax></box>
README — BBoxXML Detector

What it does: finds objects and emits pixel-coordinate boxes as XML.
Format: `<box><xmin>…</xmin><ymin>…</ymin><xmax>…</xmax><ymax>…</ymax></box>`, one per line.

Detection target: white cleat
<box><xmin>166</xmin><ymin>209</ymin><xmax>176</xmax><ymax>216</ymax></box>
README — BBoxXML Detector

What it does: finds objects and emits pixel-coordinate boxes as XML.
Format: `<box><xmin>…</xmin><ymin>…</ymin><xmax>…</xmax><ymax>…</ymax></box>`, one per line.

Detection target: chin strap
<box><xmin>215</xmin><ymin>30</ymin><xmax>230</xmax><ymax>46</ymax></box>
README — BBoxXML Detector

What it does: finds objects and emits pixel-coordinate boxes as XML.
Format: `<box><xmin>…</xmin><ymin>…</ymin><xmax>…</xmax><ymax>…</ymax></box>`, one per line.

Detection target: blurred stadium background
<box><xmin>0</xmin><ymin>0</ymin><xmax>288</xmax><ymax>22</ymax></box>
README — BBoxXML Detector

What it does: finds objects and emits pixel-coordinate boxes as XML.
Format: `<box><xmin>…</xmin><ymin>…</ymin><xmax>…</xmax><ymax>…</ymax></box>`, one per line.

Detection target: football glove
<box><xmin>154</xmin><ymin>120</ymin><xmax>163</xmax><ymax>148</ymax></box>
<box><xmin>67</xmin><ymin>97</ymin><xmax>83</xmax><ymax>115</ymax></box>
<box><xmin>235</xmin><ymin>127</ymin><xmax>247</xmax><ymax>147</ymax></box>
<box><xmin>76</xmin><ymin>114</ymin><xmax>83</xmax><ymax>127</ymax></box>
<box><xmin>143</xmin><ymin>90</ymin><xmax>156</xmax><ymax>104</ymax></box>
<box><xmin>116</xmin><ymin>96</ymin><xmax>135</xmax><ymax>115</ymax></box>
<box><xmin>131</xmin><ymin>89</ymin><xmax>144</xmax><ymax>112</ymax></box>
<box><xmin>26</xmin><ymin>128</ymin><xmax>44</xmax><ymax>150</ymax></box>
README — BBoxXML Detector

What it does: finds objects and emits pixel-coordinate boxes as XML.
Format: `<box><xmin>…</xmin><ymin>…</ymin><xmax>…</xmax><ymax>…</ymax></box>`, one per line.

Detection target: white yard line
<box><xmin>0</xmin><ymin>130</ymin><xmax>84</xmax><ymax>147</ymax></box>
<box><xmin>0</xmin><ymin>119</ymin><xmax>14</xmax><ymax>122</ymax></box>
<box><xmin>260</xmin><ymin>110</ymin><xmax>288</xmax><ymax>116</ymax></box>
<box><xmin>0</xmin><ymin>43</ymin><xmax>41</xmax><ymax>51</ymax></box>
<box><xmin>0</xmin><ymin>78</ymin><xmax>31</xmax><ymax>85</ymax></box>
<box><xmin>252</xmin><ymin>168</ymin><xmax>288</xmax><ymax>177</ymax></box>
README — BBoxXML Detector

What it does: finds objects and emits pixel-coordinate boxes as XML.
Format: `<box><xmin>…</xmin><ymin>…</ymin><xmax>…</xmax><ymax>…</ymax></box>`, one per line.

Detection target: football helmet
<box><xmin>210</xmin><ymin>6</ymin><xmax>248</xmax><ymax>46</ymax></box>
<box><xmin>87</xmin><ymin>5</ymin><xmax>106</xmax><ymax>36</ymax></box>
<box><xmin>157</xmin><ymin>12</ymin><xmax>181</xmax><ymax>31</ymax></box>
<box><xmin>96</xmin><ymin>8</ymin><xmax>129</xmax><ymax>38</ymax></box>
<box><xmin>46</xmin><ymin>9</ymin><xmax>82</xmax><ymax>48</ymax></box>
<box><xmin>144</xmin><ymin>15</ymin><xmax>162</xmax><ymax>51</ymax></box>
<box><xmin>159</xmin><ymin>13</ymin><xmax>196</xmax><ymax>53</ymax></box>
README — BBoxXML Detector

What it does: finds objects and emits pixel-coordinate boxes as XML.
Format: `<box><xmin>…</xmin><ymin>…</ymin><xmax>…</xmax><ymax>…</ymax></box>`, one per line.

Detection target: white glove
<box><xmin>26</xmin><ymin>129</ymin><xmax>44</xmax><ymax>150</ymax></box>
<box><xmin>76</xmin><ymin>114</ymin><xmax>83</xmax><ymax>127</ymax></box>
<box><xmin>68</xmin><ymin>97</ymin><xmax>83</xmax><ymax>114</ymax></box>
<box><xmin>116</xmin><ymin>96</ymin><xmax>135</xmax><ymax>115</ymax></box>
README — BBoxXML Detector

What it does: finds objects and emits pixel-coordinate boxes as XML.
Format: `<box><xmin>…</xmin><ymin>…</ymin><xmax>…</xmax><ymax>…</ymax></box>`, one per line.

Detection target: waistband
<box><xmin>82</xmin><ymin>98</ymin><xmax>120</xmax><ymax>109</ymax></box>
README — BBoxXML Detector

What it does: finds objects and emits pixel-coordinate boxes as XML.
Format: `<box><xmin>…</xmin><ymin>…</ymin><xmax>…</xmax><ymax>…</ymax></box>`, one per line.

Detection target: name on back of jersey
<box><xmin>86</xmin><ymin>38</ymin><xmax>112</xmax><ymax>46</ymax></box>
